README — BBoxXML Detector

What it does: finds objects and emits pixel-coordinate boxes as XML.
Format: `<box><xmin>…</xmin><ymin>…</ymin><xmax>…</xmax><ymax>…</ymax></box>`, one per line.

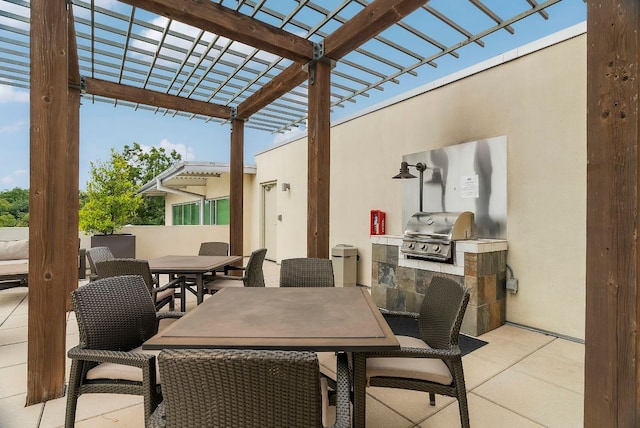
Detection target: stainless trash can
<box><xmin>331</xmin><ymin>244</ymin><xmax>358</xmax><ymax>287</ymax></box>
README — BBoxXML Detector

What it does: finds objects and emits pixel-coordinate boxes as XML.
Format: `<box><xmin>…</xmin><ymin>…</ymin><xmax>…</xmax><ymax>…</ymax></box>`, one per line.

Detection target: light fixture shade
<box><xmin>392</xmin><ymin>161</ymin><xmax>417</xmax><ymax>179</ymax></box>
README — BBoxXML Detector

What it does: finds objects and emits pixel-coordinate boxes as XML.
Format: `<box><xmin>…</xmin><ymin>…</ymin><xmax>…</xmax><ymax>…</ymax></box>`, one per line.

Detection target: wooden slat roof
<box><xmin>0</xmin><ymin>0</ymin><xmax>585</xmax><ymax>134</ymax></box>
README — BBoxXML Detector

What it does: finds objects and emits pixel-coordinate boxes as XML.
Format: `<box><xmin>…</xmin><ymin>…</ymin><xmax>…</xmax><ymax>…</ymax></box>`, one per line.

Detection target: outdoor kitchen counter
<box><xmin>371</xmin><ymin>235</ymin><xmax>508</xmax><ymax>336</ymax></box>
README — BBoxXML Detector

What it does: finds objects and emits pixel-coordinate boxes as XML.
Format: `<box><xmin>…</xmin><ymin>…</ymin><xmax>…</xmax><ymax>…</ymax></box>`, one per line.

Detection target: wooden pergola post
<box><xmin>306</xmin><ymin>60</ymin><xmax>332</xmax><ymax>258</ymax></box>
<box><xmin>27</xmin><ymin>0</ymin><xmax>71</xmax><ymax>404</ymax></box>
<box><xmin>230</xmin><ymin>117</ymin><xmax>244</xmax><ymax>258</ymax></box>
<box><xmin>585</xmin><ymin>0</ymin><xmax>640</xmax><ymax>426</ymax></box>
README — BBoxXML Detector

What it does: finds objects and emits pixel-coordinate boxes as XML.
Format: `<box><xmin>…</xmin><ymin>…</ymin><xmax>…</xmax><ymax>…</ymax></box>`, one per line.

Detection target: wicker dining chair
<box><xmin>279</xmin><ymin>257</ymin><xmax>335</xmax><ymax>287</ymax></box>
<box><xmin>199</xmin><ymin>241</ymin><xmax>231</xmax><ymax>273</ymax></box>
<box><xmin>86</xmin><ymin>246</ymin><xmax>114</xmax><ymax>281</ymax></box>
<box><xmin>278</xmin><ymin>257</ymin><xmax>338</xmax><ymax>391</ymax></box>
<box><xmin>182</xmin><ymin>241</ymin><xmax>231</xmax><ymax>295</ymax></box>
<box><xmin>147</xmin><ymin>349</ymin><xmax>351</xmax><ymax>428</ymax></box>
<box><xmin>198</xmin><ymin>241</ymin><xmax>229</xmax><ymax>257</ymax></box>
<box><xmin>365</xmin><ymin>276</ymin><xmax>471</xmax><ymax>428</ymax></box>
<box><xmin>66</xmin><ymin>275</ymin><xmax>184</xmax><ymax>428</ymax></box>
<box><xmin>95</xmin><ymin>258</ymin><xmax>184</xmax><ymax>311</ymax></box>
<box><xmin>205</xmin><ymin>248</ymin><xmax>267</xmax><ymax>294</ymax></box>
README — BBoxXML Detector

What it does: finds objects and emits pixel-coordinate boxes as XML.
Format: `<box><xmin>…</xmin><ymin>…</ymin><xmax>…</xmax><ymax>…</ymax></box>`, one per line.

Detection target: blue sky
<box><xmin>0</xmin><ymin>0</ymin><xmax>586</xmax><ymax>191</ymax></box>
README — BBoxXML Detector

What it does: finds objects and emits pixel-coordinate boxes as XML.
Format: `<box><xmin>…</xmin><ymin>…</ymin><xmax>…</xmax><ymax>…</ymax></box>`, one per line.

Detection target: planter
<box><xmin>91</xmin><ymin>234</ymin><xmax>136</xmax><ymax>258</ymax></box>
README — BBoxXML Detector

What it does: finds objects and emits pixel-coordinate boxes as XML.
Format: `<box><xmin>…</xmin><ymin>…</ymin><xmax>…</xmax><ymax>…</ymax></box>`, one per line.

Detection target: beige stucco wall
<box><xmin>119</xmin><ymin>225</ymin><xmax>229</xmax><ymax>259</ymax></box>
<box><xmin>154</xmin><ymin>174</ymin><xmax>258</xmax><ymax>257</ymax></box>
<box><xmin>254</xmin><ymin>33</ymin><xmax>586</xmax><ymax>339</ymax></box>
<box><xmin>251</xmin><ymin>138</ymin><xmax>309</xmax><ymax>261</ymax></box>
<box><xmin>136</xmin><ymin>172</ymin><xmax>255</xmax><ymax>258</ymax></box>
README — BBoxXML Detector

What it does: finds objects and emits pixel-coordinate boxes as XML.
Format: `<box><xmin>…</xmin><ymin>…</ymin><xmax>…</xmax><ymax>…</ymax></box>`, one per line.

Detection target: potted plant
<box><xmin>79</xmin><ymin>150</ymin><xmax>141</xmax><ymax>258</ymax></box>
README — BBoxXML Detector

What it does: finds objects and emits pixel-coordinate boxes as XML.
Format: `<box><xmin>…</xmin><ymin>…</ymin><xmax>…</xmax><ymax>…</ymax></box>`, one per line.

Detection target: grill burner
<box><xmin>401</xmin><ymin>211</ymin><xmax>476</xmax><ymax>262</ymax></box>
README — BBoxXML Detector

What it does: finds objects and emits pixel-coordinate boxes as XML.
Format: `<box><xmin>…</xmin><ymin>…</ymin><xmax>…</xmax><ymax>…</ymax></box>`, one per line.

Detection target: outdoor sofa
<box><xmin>0</xmin><ymin>238</ymin><xmax>87</xmax><ymax>290</ymax></box>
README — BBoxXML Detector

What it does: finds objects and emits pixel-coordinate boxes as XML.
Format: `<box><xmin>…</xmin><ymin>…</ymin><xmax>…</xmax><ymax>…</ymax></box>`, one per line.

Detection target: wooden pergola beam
<box><xmin>324</xmin><ymin>0</ymin><xmax>431</xmax><ymax>59</ymax></box>
<box><xmin>118</xmin><ymin>0</ymin><xmax>314</xmax><ymax>63</ymax></box>
<box><xmin>83</xmin><ymin>78</ymin><xmax>233</xmax><ymax>119</ymax></box>
<box><xmin>238</xmin><ymin>0</ymin><xmax>429</xmax><ymax>125</ymax></box>
<box><xmin>236</xmin><ymin>64</ymin><xmax>307</xmax><ymax>119</ymax></box>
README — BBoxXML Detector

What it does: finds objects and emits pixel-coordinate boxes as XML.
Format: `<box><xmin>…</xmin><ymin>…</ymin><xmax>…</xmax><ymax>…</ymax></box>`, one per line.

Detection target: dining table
<box><xmin>147</xmin><ymin>255</ymin><xmax>242</xmax><ymax>311</ymax></box>
<box><xmin>143</xmin><ymin>286</ymin><xmax>400</xmax><ymax>428</ymax></box>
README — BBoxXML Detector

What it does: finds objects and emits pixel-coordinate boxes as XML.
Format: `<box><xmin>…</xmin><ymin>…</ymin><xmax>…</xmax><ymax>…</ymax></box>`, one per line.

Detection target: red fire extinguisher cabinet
<box><xmin>370</xmin><ymin>210</ymin><xmax>386</xmax><ymax>235</ymax></box>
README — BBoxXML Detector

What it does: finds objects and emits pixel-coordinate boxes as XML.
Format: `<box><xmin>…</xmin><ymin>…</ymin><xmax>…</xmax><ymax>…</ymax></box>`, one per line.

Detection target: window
<box><xmin>172</xmin><ymin>197</ymin><xmax>230</xmax><ymax>225</ymax></box>
<box><xmin>172</xmin><ymin>201</ymin><xmax>201</xmax><ymax>225</ymax></box>
<box><xmin>204</xmin><ymin>197</ymin><xmax>230</xmax><ymax>225</ymax></box>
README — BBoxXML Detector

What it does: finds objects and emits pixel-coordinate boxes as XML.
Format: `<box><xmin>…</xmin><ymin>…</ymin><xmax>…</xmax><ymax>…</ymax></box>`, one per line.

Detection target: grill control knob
<box><xmin>408</xmin><ymin>243</ymin><xmax>415</xmax><ymax>250</ymax></box>
<box><xmin>420</xmin><ymin>244</ymin><xmax>427</xmax><ymax>250</ymax></box>
<box><xmin>432</xmin><ymin>245</ymin><xmax>441</xmax><ymax>253</ymax></box>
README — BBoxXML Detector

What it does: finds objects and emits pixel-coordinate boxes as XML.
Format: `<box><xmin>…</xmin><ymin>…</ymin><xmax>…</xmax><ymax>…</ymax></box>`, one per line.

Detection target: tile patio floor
<box><xmin>0</xmin><ymin>260</ymin><xmax>584</xmax><ymax>427</ymax></box>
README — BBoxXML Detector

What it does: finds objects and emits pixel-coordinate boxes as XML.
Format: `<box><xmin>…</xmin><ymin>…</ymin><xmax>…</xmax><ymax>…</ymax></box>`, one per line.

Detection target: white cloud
<box><xmin>140</xmin><ymin>138</ymin><xmax>195</xmax><ymax>161</ymax></box>
<box><xmin>272</xmin><ymin>126</ymin><xmax>306</xmax><ymax>145</ymax></box>
<box><xmin>95</xmin><ymin>0</ymin><xmax>120</xmax><ymax>8</ymax></box>
<box><xmin>0</xmin><ymin>120</ymin><xmax>26</xmax><ymax>134</ymax></box>
<box><xmin>1</xmin><ymin>169</ymin><xmax>28</xmax><ymax>188</ymax></box>
<box><xmin>0</xmin><ymin>87</ymin><xmax>29</xmax><ymax>103</ymax></box>
<box><xmin>72</xmin><ymin>0</ymin><xmax>120</xmax><ymax>20</ymax></box>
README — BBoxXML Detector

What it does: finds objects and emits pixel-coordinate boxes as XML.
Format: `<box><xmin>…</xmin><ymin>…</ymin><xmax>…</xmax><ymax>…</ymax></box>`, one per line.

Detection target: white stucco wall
<box><xmin>253</xmin><ymin>29</ymin><xmax>586</xmax><ymax>339</ymax></box>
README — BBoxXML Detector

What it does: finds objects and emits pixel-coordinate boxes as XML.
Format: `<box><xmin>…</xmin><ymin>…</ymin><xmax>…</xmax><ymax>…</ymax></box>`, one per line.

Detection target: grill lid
<box><xmin>404</xmin><ymin>211</ymin><xmax>476</xmax><ymax>241</ymax></box>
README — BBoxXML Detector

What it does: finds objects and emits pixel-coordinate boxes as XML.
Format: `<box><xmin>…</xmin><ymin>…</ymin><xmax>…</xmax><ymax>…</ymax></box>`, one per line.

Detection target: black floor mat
<box><xmin>385</xmin><ymin>316</ymin><xmax>487</xmax><ymax>356</ymax></box>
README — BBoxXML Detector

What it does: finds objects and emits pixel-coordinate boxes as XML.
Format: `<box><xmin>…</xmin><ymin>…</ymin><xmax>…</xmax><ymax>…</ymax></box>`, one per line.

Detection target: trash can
<box><xmin>331</xmin><ymin>244</ymin><xmax>358</xmax><ymax>287</ymax></box>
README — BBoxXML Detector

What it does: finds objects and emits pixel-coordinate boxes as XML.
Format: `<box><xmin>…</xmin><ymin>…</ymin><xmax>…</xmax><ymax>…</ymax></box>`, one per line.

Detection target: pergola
<box><xmin>1</xmin><ymin>0</ymin><xmax>638</xmax><ymax>426</ymax></box>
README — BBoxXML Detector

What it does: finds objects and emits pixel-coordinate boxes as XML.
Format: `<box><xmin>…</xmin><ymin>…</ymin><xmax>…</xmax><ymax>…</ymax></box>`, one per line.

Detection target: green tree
<box><xmin>79</xmin><ymin>150</ymin><xmax>142</xmax><ymax>235</ymax></box>
<box><xmin>0</xmin><ymin>187</ymin><xmax>29</xmax><ymax>227</ymax></box>
<box><xmin>0</xmin><ymin>197</ymin><xmax>16</xmax><ymax>226</ymax></box>
<box><xmin>122</xmin><ymin>142</ymin><xmax>181</xmax><ymax>225</ymax></box>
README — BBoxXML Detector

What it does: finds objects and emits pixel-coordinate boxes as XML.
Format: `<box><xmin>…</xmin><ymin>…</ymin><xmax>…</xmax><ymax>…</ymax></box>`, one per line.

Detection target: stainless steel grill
<box><xmin>401</xmin><ymin>211</ymin><xmax>476</xmax><ymax>262</ymax></box>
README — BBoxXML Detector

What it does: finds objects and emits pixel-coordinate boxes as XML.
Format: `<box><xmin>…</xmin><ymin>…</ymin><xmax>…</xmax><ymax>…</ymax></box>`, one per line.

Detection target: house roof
<box><xmin>0</xmin><ymin>0</ymin><xmax>586</xmax><ymax>134</ymax></box>
<box><xmin>138</xmin><ymin>161</ymin><xmax>256</xmax><ymax>196</ymax></box>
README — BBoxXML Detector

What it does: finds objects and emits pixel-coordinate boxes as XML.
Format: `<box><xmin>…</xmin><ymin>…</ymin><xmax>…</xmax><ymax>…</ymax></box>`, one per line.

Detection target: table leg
<box><xmin>180</xmin><ymin>279</ymin><xmax>187</xmax><ymax>312</ymax></box>
<box><xmin>197</xmin><ymin>273</ymin><xmax>204</xmax><ymax>305</ymax></box>
<box><xmin>353</xmin><ymin>353</ymin><xmax>367</xmax><ymax>428</ymax></box>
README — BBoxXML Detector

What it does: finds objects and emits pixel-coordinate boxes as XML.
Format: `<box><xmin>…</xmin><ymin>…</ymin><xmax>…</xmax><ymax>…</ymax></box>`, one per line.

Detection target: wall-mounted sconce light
<box><xmin>281</xmin><ymin>183</ymin><xmax>291</xmax><ymax>192</ymax></box>
<box><xmin>392</xmin><ymin>161</ymin><xmax>427</xmax><ymax>211</ymax></box>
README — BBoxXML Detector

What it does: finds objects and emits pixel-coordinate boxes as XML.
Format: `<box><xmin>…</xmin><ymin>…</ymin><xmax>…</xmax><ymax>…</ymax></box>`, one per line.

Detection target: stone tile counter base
<box><xmin>371</xmin><ymin>236</ymin><xmax>508</xmax><ymax>336</ymax></box>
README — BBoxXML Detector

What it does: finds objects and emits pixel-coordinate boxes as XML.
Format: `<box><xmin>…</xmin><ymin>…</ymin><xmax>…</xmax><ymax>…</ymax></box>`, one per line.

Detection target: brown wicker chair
<box><xmin>78</xmin><ymin>238</ymin><xmax>87</xmax><ymax>280</ymax></box>
<box><xmin>205</xmin><ymin>248</ymin><xmax>267</xmax><ymax>294</ymax></box>
<box><xmin>365</xmin><ymin>276</ymin><xmax>471</xmax><ymax>428</ymax></box>
<box><xmin>198</xmin><ymin>241</ymin><xmax>229</xmax><ymax>257</ymax></box>
<box><xmin>182</xmin><ymin>241</ymin><xmax>231</xmax><ymax>295</ymax></box>
<box><xmin>66</xmin><ymin>275</ymin><xmax>184</xmax><ymax>428</ymax></box>
<box><xmin>95</xmin><ymin>258</ymin><xmax>184</xmax><ymax>311</ymax></box>
<box><xmin>199</xmin><ymin>241</ymin><xmax>230</xmax><ymax>274</ymax></box>
<box><xmin>278</xmin><ymin>257</ymin><xmax>337</xmax><ymax>390</ymax></box>
<box><xmin>86</xmin><ymin>246</ymin><xmax>114</xmax><ymax>281</ymax></box>
<box><xmin>279</xmin><ymin>257</ymin><xmax>335</xmax><ymax>287</ymax></box>
<box><xmin>147</xmin><ymin>349</ymin><xmax>351</xmax><ymax>428</ymax></box>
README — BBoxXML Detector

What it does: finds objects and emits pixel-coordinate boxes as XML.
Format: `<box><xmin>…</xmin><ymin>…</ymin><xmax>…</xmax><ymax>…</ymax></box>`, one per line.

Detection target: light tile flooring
<box><xmin>0</xmin><ymin>260</ymin><xmax>584</xmax><ymax>427</ymax></box>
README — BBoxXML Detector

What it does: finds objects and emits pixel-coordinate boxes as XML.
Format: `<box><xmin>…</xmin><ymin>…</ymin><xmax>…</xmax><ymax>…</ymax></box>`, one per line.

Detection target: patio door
<box><xmin>262</xmin><ymin>182</ymin><xmax>277</xmax><ymax>261</ymax></box>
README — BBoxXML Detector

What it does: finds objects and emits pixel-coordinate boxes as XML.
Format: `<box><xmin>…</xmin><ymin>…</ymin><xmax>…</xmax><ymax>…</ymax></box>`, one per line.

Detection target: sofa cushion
<box><xmin>0</xmin><ymin>240</ymin><xmax>29</xmax><ymax>261</ymax></box>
